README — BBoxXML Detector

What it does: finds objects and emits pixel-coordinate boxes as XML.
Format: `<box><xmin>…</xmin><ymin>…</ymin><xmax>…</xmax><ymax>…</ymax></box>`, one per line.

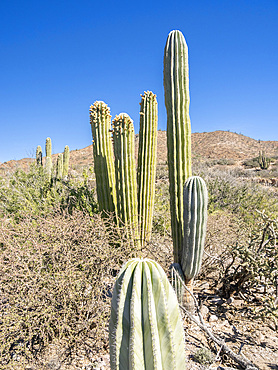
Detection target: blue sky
<box><xmin>1</xmin><ymin>0</ymin><xmax>277</xmax><ymax>162</ymax></box>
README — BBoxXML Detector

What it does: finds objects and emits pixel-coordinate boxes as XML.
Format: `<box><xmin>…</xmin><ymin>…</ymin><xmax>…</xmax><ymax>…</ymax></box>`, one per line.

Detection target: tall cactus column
<box><xmin>113</xmin><ymin>113</ymin><xmax>139</xmax><ymax>247</ymax></box>
<box><xmin>137</xmin><ymin>91</ymin><xmax>158</xmax><ymax>246</ymax></box>
<box><xmin>36</xmin><ymin>145</ymin><xmax>42</xmax><ymax>167</ymax></box>
<box><xmin>45</xmin><ymin>137</ymin><xmax>52</xmax><ymax>181</ymax></box>
<box><xmin>90</xmin><ymin>101</ymin><xmax>117</xmax><ymax>216</ymax></box>
<box><xmin>62</xmin><ymin>145</ymin><xmax>70</xmax><ymax>178</ymax></box>
<box><xmin>163</xmin><ymin>30</ymin><xmax>192</xmax><ymax>263</ymax></box>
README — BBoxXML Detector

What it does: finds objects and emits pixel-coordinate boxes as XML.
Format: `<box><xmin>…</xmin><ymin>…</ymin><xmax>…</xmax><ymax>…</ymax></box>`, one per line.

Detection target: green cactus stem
<box><xmin>62</xmin><ymin>145</ymin><xmax>70</xmax><ymax>178</ymax></box>
<box><xmin>163</xmin><ymin>30</ymin><xmax>192</xmax><ymax>263</ymax></box>
<box><xmin>109</xmin><ymin>258</ymin><xmax>186</xmax><ymax>370</ymax></box>
<box><xmin>36</xmin><ymin>145</ymin><xmax>42</xmax><ymax>166</ymax></box>
<box><xmin>180</xmin><ymin>176</ymin><xmax>208</xmax><ymax>310</ymax></box>
<box><xmin>258</xmin><ymin>150</ymin><xmax>270</xmax><ymax>170</ymax></box>
<box><xmin>45</xmin><ymin>137</ymin><xmax>52</xmax><ymax>181</ymax></box>
<box><xmin>137</xmin><ymin>91</ymin><xmax>158</xmax><ymax>246</ymax></box>
<box><xmin>56</xmin><ymin>153</ymin><xmax>63</xmax><ymax>180</ymax></box>
<box><xmin>113</xmin><ymin>113</ymin><xmax>139</xmax><ymax>246</ymax></box>
<box><xmin>90</xmin><ymin>101</ymin><xmax>117</xmax><ymax>216</ymax></box>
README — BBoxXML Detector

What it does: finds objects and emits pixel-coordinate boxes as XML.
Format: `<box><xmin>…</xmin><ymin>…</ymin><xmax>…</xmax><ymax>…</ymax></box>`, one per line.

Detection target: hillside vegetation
<box><xmin>0</xmin><ymin>130</ymin><xmax>277</xmax><ymax>369</ymax></box>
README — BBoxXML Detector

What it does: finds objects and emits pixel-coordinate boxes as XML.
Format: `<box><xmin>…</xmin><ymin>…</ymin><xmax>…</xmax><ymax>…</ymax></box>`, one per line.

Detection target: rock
<box><xmin>200</xmin><ymin>304</ymin><xmax>209</xmax><ymax>318</ymax></box>
<box><xmin>209</xmin><ymin>314</ymin><xmax>219</xmax><ymax>322</ymax></box>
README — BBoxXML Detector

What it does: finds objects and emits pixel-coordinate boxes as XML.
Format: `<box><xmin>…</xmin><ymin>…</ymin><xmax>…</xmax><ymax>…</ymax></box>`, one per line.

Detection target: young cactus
<box><xmin>163</xmin><ymin>30</ymin><xmax>192</xmax><ymax>263</ymax></box>
<box><xmin>113</xmin><ymin>113</ymin><xmax>139</xmax><ymax>246</ymax></box>
<box><xmin>109</xmin><ymin>258</ymin><xmax>186</xmax><ymax>370</ymax></box>
<box><xmin>62</xmin><ymin>145</ymin><xmax>70</xmax><ymax>178</ymax></box>
<box><xmin>56</xmin><ymin>153</ymin><xmax>63</xmax><ymax>180</ymax></box>
<box><xmin>90</xmin><ymin>101</ymin><xmax>117</xmax><ymax>216</ymax></box>
<box><xmin>45</xmin><ymin>137</ymin><xmax>52</xmax><ymax>181</ymax></box>
<box><xmin>36</xmin><ymin>145</ymin><xmax>42</xmax><ymax>166</ymax></box>
<box><xmin>137</xmin><ymin>91</ymin><xmax>158</xmax><ymax>246</ymax></box>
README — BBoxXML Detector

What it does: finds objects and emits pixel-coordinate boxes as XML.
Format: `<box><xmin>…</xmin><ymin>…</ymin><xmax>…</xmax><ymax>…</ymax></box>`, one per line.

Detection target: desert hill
<box><xmin>1</xmin><ymin>130</ymin><xmax>277</xmax><ymax>175</ymax></box>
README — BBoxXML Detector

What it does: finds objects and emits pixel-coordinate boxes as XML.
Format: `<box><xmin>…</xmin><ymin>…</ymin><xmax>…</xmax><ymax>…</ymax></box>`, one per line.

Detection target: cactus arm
<box><xmin>113</xmin><ymin>114</ymin><xmax>139</xmax><ymax>246</ymax></box>
<box><xmin>62</xmin><ymin>145</ymin><xmax>70</xmax><ymax>178</ymax></box>
<box><xmin>56</xmin><ymin>153</ymin><xmax>63</xmax><ymax>180</ymax></box>
<box><xmin>137</xmin><ymin>91</ymin><xmax>158</xmax><ymax>246</ymax></box>
<box><xmin>181</xmin><ymin>176</ymin><xmax>208</xmax><ymax>281</ymax></box>
<box><xmin>45</xmin><ymin>137</ymin><xmax>52</xmax><ymax>181</ymax></box>
<box><xmin>90</xmin><ymin>101</ymin><xmax>117</xmax><ymax>215</ymax></box>
<box><xmin>163</xmin><ymin>30</ymin><xmax>192</xmax><ymax>263</ymax></box>
<box><xmin>36</xmin><ymin>145</ymin><xmax>42</xmax><ymax>166</ymax></box>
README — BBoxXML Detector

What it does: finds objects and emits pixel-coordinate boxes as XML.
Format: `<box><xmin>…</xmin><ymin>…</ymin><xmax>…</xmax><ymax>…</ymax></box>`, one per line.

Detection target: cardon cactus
<box><xmin>137</xmin><ymin>91</ymin><xmax>158</xmax><ymax>246</ymax></box>
<box><xmin>62</xmin><ymin>145</ymin><xmax>70</xmax><ymax>178</ymax></box>
<box><xmin>90</xmin><ymin>101</ymin><xmax>117</xmax><ymax>216</ymax></box>
<box><xmin>258</xmin><ymin>150</ymin><xmax>270</xmax><ymax>170</ymax></box>
<box><xmin>179</xmin><ymin>176</ymin><xmax>208</xmax><ymax>309</ymax></box>
<box><xmin>109</xmin><ymin>258</ymin><xmax>186</xmax><ymax>370</ymax></box>
<box><xmin>45</xmin><ymin>137</ymin><xmax>52</xmax><ymax>181</ymax></box>
<box><xmin>56</xmin><ymin>153</ymin><xmax>63</xmax><ymax>180</ymax></box>
<box><xmin>113</xmin><ymin>113</ymin><xmax>139</xmax><ymax>246</ymax></box>
<box><xmin>163</xmin><ymin>30</ymin><xmax>192</xmax><ymax>264</ymax></box>
<box><xmin>36</xmin><ymin>145</ymin><xmax>42</xmax><ymax>166</ymax></box>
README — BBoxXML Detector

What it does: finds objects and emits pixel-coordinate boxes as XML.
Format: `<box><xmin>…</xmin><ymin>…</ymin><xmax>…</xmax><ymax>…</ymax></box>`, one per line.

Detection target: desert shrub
<box><xmin>243</xmin><ymin>157</ymin><xmax>259</xmax><ymax>168</ymax></box>
<box><xmin>0</xmin><ymin>165</ymin><xmax>97</xmax><ymax>219</ymax></box>
<box><xmin>0</xmin><ymin>210</ymin><xmax>172</xmax><ymax>368</ymax></box>
<box><xmin>193</xmin><ymin>347</ymin><xmax>213</xmax><ymax>365</ymax></box>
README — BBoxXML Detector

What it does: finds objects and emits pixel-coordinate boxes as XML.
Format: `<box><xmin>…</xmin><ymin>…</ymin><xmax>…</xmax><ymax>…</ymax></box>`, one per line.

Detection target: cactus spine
<box><xmin>56</xmin><ymin>153</ymin><xmax>63</xmax><ymax>180</ymax></box>
<box><xmin>36</xmin><ymin>145</ymin><xmax>42</xmax><ymax>166</ymax></box>
<box><xmin>163</xmin><ymin>30</ymin><xmax>192</xmax><ymax>264</ymax></box>
<box><xmin>109</xmin><ymin>258</ymin><xmax>186</xmax><ymax>370</ymax></box>
<box><xmin>113</xmin><ymin>114</ymin><xmax>139</xmax><ymax>246</ymax></box>
<box><xmin>45</xmin><ymin>137</ymin><xmax>52</xmax><ymax>181</ymax></box>
<box><xmin>90</xmin><ymin>101</ymin><xmax>117</xmax><ymax>215</ymax></box>
<box><xmin>63</xmin><ymin>145</ymin><xmax>70</xmax><ymax>178</ymax></box>
<box><xmin>137</xmin><ymin>91</ymin><xmax>158</xmax><ymax>246</ymax></box>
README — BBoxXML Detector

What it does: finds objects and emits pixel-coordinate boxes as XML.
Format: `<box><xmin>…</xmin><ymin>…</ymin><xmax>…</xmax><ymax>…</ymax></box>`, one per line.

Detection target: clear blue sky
<box><xmin>1</xmin><ymin>0</ymin><xmax>277</xmax><ymax>162</ymax></box>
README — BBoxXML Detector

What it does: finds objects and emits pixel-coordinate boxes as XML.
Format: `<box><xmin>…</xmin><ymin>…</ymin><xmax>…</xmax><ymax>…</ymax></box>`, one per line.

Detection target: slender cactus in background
<box><xmin>113</xmin><ymin>113</ymin><xmax>139</xmax><ymax>246</ymax></box>
<box><xmin>45</xmin><ymin>137</ymin><xmax>52</xmax><ymax>181</ymax></box>
<box><xmin>90</xmin><ymin>101</ymin><xmax>117</xmax><ymax>215</ymax></box>
<box><xmin>36</xmin><ymin>145</ymin><xmax>42</xmax><ymax>167</ymax></box>
<box><xmin>163</xmin><ymin>30</ymin><xmax>192</xmax><ymax>264</ymax></box>
<box><xmin>109</xmin><ymin>258</ymin><xmax>186</xmax><ymax>370</ymax></box>
<box><xmin>56</xmin><ymin>153</ymin><xmax>63</xmax><ymax>180</ymax></box>
<box><xmin>258</xmin><ymin>150</ymin><xmax>270</xmax><ymax>170</ymax></box>
<box><xmin>137</xmin><ymin>91</ymin><xmax>158</xmax><ymax>246</ymax></box>
<box><xmin>63</xmin><ymin>145</ymin><xmax>70</xmax><ymax>178</ymax></box>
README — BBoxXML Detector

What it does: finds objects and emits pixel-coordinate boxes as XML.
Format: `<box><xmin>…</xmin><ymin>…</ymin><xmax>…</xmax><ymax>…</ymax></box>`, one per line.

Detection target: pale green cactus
<box><xmin>56</xmin><ymin>153</ymin><xmax>63</xmax><ymax>180</ymax></box>
<box><xmin>45</xmin><ymin>137</ymin><xmax>52</xmax><ymax>181</ymax></box>
<box><xmin>109</xmin><ymin>258</ymin><xmax>186</xmax><ymax>370</ymax></box>
<box><xmin>181</xmin><ymin>176</ymin><xmax>208</xmax><ymax>281</ymax></box>
<box><xmin>171</xmin><ymin>176</ymin><xmax>208</xmax><ymax>310</ymax></box>
<box><xmin>90</xmin><ymin>101</ymin><xmax>117</xmax><ymax>216</ymax></box>
<box><xmin>137</xmin><ymin>91</ymin><xmax>158</xmax><ymax>246</ymax></box>
<box><xmin>113</xmin><ymin>113</ymin><xmax>139</xmax><ymax>246</ymax></box>
<box><xmin>163</xmin><ymin>30</ymin><xmax>192</xmax><ymax>264</ymax></box>
<box><xmin>62</xmin><ymin>145</ymin><xmax>70</xmax><ymax>178</ymax></box>
<box><xmin>36</xmin><ymin>145</ymin><xmax>42</xmax><ymax>167</ymax></box>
